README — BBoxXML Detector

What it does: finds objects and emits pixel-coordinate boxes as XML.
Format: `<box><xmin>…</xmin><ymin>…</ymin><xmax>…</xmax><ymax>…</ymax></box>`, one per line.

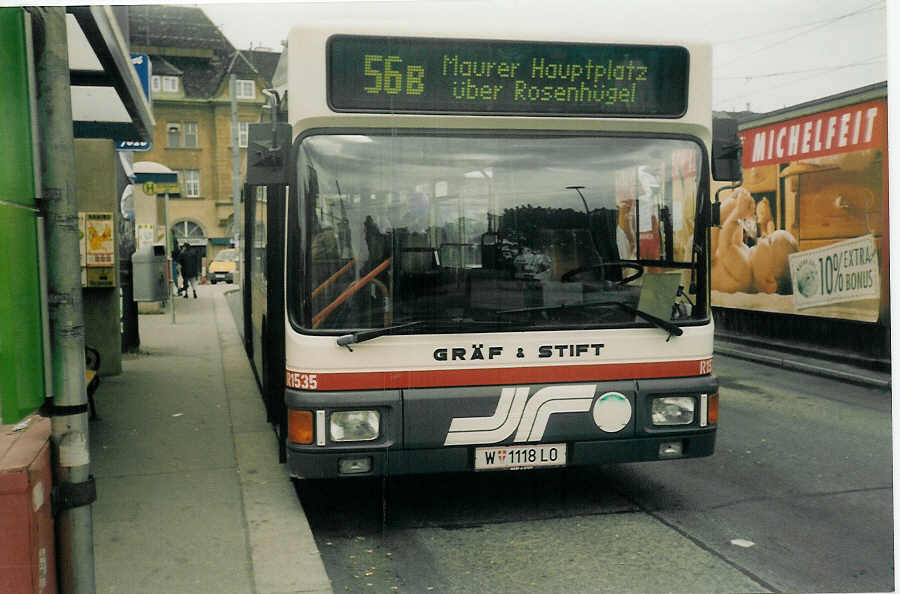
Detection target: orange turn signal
<box><xmin>288</xmin><ymin>409</ymin><xmax>314</xmax><ymax>444</ymax></box>
<box><xmin>707</xmin><ymin>393</ymin><xmax>719</xmax><ymax>425</ymax></box>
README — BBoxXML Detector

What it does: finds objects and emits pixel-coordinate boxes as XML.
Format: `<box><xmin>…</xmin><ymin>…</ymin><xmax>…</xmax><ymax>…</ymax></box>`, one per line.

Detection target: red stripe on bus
<box><xmin>286</xmin><ymin>359</ymin><xmax>711</xmax><ymax>391</ymax></box>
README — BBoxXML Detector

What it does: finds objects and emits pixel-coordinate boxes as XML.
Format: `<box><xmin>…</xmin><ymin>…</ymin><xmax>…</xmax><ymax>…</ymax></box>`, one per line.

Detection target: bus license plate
<box><xmin>474</xmin><ymin>443</ymin><xmax>566</xmax><ymax>471</ymax></box>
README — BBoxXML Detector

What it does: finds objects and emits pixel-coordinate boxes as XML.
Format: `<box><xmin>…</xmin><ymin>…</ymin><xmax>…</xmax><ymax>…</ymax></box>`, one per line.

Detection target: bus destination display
<box><xmin>328</xmin><ymin>36</ymin><xmax>689</xmax><ymax>117</ymax></box>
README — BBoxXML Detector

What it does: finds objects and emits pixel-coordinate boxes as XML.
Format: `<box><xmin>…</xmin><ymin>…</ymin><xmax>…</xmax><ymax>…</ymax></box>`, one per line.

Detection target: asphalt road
<box><xmin>296</xmin><ymin>354</ymin><xmax>894</xmax><ymax>594</ymax></box>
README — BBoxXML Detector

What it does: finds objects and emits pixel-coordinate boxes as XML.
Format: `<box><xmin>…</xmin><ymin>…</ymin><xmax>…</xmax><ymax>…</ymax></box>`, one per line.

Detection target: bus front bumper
<box><xmin>286</xmin><ymin>431</ymin><xmax>715</xmax><ymax>480</ymax></box>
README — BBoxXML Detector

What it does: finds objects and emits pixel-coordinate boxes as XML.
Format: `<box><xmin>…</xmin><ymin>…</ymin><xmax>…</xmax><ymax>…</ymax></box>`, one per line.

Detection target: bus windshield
<box><xmin>293</xmin><ymin>132</ymin><xmax>704</xmax><ymax>333</ymax></box>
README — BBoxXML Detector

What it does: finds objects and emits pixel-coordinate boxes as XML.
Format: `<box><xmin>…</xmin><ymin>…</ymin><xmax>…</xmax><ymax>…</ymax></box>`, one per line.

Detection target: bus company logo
<box><xmin>443</xmin><ymin>385</ymin><xmax>632</xmax><ymax>446</ymax></box>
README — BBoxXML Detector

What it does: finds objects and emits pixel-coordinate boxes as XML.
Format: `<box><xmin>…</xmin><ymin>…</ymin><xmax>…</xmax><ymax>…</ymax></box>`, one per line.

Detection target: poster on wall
<box><xmin>712</xmin><ymin>95</ymin><xmax>888</xmax><ymax>324</ymax></box>
<box><xmin>84</xmin><ymin>212</ymin><xmax>115</xmax><ymax>267</ymax></box>
<box><xmin>136</xmin><ymin>223</ymin><xmax>154</xmax><ymax>249</ymax></box>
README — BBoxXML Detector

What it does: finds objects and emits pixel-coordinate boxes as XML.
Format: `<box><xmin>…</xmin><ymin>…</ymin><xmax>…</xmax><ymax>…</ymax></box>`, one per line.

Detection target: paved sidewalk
<box><xmin>90</xmin><ymin>285</ymin><xmax>332</xmax><ymax>594</ymax></box>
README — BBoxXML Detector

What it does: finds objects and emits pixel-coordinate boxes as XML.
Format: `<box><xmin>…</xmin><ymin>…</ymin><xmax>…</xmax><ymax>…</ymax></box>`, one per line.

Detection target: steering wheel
<box><xmin>560</xmin><ymin>261</ymin><xmax>644</xmax><ymax>285</ymax></box>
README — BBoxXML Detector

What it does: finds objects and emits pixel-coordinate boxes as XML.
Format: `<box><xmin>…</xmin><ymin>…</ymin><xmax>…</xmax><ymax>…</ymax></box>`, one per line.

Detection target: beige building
<box><xmin>129</xmin><ymin>5</ymin><xmax>280</xmax><ymax>262</ymax></box>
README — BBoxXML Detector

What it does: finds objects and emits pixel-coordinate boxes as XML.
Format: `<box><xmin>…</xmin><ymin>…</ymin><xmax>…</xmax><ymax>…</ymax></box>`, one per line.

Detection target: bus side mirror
<box><xmin>247</xmin><ymin>122</ymin><xmax>292</xmax><ymax>185</ymax></box>
<box><xmin>711</xmin><ymin>118</ymin><xmax>742</xmax><ymax>182</ymax></box>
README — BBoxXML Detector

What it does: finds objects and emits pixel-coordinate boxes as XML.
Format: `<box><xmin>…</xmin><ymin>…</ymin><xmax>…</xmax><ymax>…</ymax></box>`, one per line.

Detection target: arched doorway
<box><xmin>172</xmin><ymin>219</ymin><xmax>206</xmax><ymax>246</ymax></box>
<box><xmin>171</xmin><ymin>219</ymin><xmax>207</xmax><ymax>259</ymax></box>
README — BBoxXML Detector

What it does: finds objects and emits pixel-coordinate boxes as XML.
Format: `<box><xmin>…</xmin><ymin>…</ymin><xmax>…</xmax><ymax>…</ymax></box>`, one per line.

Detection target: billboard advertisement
<box><xmin>712</xmin><ymin>94</ymin><xmax>888</xmax><ymax>324</ymax></box>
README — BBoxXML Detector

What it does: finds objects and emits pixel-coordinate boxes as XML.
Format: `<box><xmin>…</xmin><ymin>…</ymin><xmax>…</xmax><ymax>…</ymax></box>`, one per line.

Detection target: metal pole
<box><xmin>165</xmin><ymin>191</ymin><xmax>174</xmax><ymax>324</ymax></box>
<box><xmin>230</xmin><ymin>74</ymin><xmax>241</xmax><ymax>252</ymax></box>
<box><xmin>33</xmin><ymin>7</ymin><xmax>96</xmax><ymax>593</ymax></box>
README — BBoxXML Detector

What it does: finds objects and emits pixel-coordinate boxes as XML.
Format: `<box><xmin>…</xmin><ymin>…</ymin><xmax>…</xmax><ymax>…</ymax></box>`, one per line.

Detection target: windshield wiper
<box><xmin>496</xmin><ymin>300</ymin><xmax>683</xmax><ymax>339</ymax></box>
<box><xmin>336</xmin><ymin>318</ymin><xmax>523</xmax><ymax>351</ymax></box>
<box><xmin>605</xmin><ymin>301</ymin><xmax>683</xmax><ymax>339</ymax></box>
<box><xmin>337</xmin><ymin>321</ymin><xmax>424</xmax><ymax>351</ymax></box>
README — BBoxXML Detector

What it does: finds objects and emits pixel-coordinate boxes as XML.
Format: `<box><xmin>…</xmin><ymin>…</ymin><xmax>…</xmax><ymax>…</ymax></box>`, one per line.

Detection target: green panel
<box><xmin>0</xmin><ymin>7</ymin><xmax>43</xmax><ymax>423</ymax></box>
<box><xmin>0</xmin><ymin>205</ymin><xmax>45</xmax><ymax>423</ymax></box>
<box><xmin>0</xmin><ymin>7</ymin><xmax>35</xmax><ymax>205</ymax></box>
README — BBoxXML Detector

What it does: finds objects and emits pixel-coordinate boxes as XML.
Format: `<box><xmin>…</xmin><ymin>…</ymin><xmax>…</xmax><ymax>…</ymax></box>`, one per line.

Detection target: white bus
<box><xmin>242</xmin><ymin>15</ymin><xmax>741</xmax><ymax>479</ymax></box>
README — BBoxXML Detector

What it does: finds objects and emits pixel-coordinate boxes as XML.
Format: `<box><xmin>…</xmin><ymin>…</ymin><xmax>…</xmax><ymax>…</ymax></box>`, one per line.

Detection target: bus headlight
<box><xmin>651</xmin><ymin>396</ymin><xmax>695</xmax><ymax>426</ymax></box>
<box><xmin>330</xmin><ymin>410</ymin><xmax>380</xmax><ymax>442</ymax></box>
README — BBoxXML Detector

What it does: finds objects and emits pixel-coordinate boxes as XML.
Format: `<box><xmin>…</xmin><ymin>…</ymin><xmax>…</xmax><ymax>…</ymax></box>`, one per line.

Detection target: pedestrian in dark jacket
<box><xmin>177</xmin><ymin>243</ymin><xmax>199</xmax><ymax>298</ymax></box>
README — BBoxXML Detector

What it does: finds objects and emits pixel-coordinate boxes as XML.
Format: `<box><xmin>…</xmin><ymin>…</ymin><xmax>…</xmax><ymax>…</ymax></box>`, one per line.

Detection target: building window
<box><xmin>177</xmin><ymin>169</ymin><xmax>200</xmax><ymax>197</ymax></box>
<box><xmin>184</xmin><ymin>122</ymin><xmax>198</xmax><ymax>148</ymax></box>
<box><xmin>184</xmin><ymin>169</ymin><xmax>200</xmax><ymax>197</ymax></box>
<box><xmin>236</xmin><ymin>79</ymin><xmax>255</xmax><ymax>99</ymax></box>
<box><xmin>153</xmin><ymin>75</ymin><xmax>179</xmax><ymax>94</ymax></box>
<box><xmin>167</xmin><ymin>123</ymin><xmax>181</xmax><ymax>148</ymax></box>
<box><xmin>167</xmin><ymin>122</ymin><xmax>199</xmax><ymax>148</ymax></box>
<box><xmin>239</xmin><ymin>121</ymin><xmax>249</xmax><ymax>148</ymax></box>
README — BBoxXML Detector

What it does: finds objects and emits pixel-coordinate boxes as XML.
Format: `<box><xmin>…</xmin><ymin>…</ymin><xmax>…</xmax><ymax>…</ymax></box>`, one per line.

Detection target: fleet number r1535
<box><xmin>286</xmin><ymin>372</ymin><xmax>318</xmax><ymax>390</ymax></box>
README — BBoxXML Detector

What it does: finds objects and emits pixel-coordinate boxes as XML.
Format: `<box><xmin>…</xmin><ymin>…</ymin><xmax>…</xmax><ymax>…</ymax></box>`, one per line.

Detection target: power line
<box><xmin>714</xmin><ymin>60</ymin><xmax>884</xmax><ymax>110</ymax></box>
<box><xmin>714</xmin><ymin>55</ymin><xmax>886</xmax><ymax>81</ymax></box>
<box><xmin>715</xmin><ymin>1</ymin><xmax>885</xmax><ymax>70</ymax></box>
<box><xmin>713</xmin><ymin>2</ymin><xmax>883</xmax><ymax>46</ymax></box>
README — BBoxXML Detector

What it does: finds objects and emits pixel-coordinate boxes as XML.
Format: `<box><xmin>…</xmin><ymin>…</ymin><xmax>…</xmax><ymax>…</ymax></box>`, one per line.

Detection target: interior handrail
<box><xmin>312</xmin><ymin>258</ymin><xmax>356</xmax><ymax>298</ymax></box>
<box><xmin>312</xmin><ymin>258</ymin><xmax>392</xmax><ymax>329</ymax></box>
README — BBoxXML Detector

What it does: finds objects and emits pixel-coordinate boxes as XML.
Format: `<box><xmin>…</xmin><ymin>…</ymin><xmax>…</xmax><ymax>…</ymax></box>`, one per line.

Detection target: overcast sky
<box><xmin>202</xmin><ymin>0</ymin><xmax>890</xmax><ymax>114</ymax></box>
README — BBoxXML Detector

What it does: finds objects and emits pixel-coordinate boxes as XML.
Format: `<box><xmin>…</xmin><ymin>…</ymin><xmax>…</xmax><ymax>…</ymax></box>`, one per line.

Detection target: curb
<box><xmin>714</xmin><ymin>343</ymin><xmax>892</xmax><ymax>390</ymax></box>
<box><xmin>214</xmin><ymin>289</ymin><xmax>333</xmax><ymax>594</ymax></box>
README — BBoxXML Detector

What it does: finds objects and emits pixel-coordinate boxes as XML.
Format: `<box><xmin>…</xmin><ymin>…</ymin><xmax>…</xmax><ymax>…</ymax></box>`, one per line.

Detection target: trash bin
<box><xmin>131</xmin><ymin>244</ymin><xmax>168</xmax><ymax>301</ymax></box>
